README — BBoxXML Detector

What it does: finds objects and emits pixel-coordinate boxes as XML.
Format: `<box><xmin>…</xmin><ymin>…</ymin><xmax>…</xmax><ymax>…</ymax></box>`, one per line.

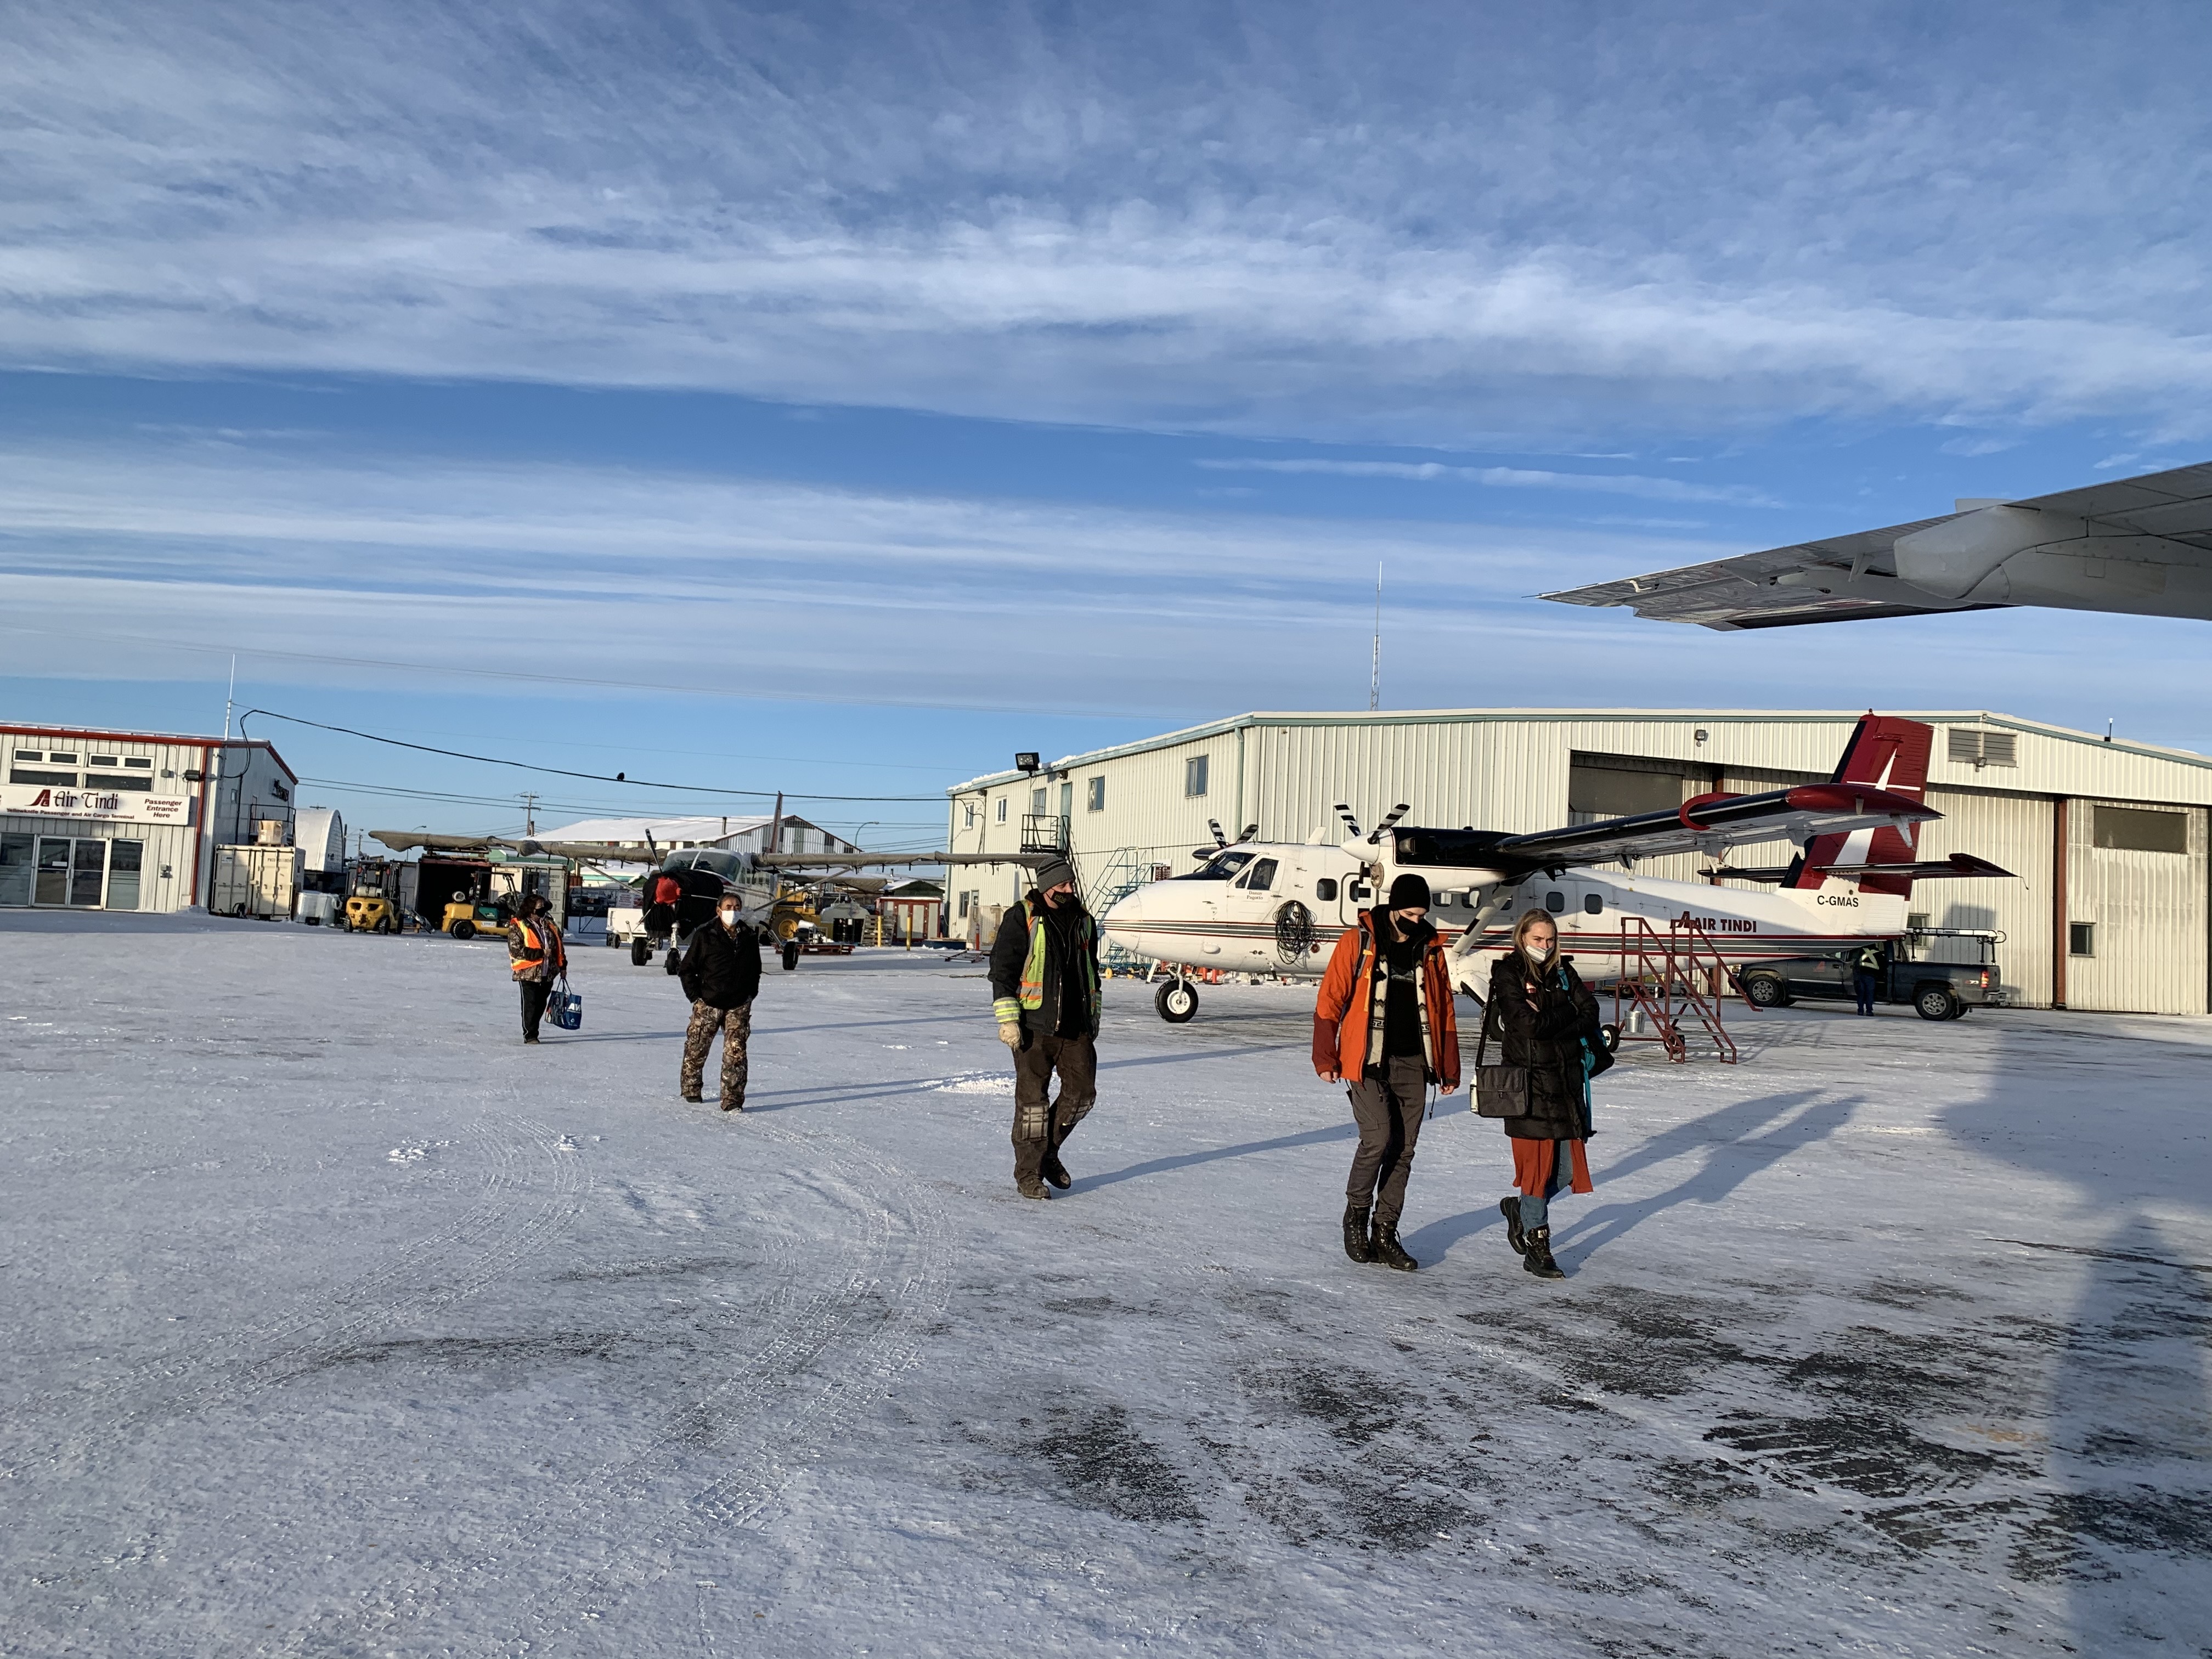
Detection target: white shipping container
<box><xmin>210</xmin><ymin>844</ymin><xmax>301</xmax><ymax>919</ymax></box>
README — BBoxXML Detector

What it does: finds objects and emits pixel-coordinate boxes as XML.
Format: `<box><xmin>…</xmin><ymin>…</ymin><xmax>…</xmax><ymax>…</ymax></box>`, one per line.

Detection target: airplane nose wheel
<box><xmin>1155</xmin><ymin>979</ymin><xmax>1199</xmax><ymax>1023</ymax></box>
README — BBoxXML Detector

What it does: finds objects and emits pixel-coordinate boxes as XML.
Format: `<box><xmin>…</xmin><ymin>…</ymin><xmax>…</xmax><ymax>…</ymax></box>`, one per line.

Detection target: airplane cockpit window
<box><xmin>1238</xmin><ymin>857</ymin><xmax>1279</xmax><ymax>893</ymax></box>
<box><xmin>695</xmin><ymin>851</ymin><xmax>745</xmax><ymax>883</ymax></box>
<box><xmin>1545</xmin><ymin>890</ymin><xmax>1567</xmax><ymax>913</ymax></box>
<box><xmin>1180</xmin><ymin>850</ymin><xmax>1254</xmax><ymax>881</ymax></box>
<box><xmin>1582</xmin><ymin>892</ymin><xmax>1603</xmax><ymax>915</ymax></box>
<box><xmin>1314</xmin><ymin>877</ymin><xmax>1339</xmax><ymax>901</ymax></box>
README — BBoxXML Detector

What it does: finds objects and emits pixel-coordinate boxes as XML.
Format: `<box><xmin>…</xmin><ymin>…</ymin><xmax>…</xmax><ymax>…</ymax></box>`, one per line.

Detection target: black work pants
<box><xmin>1854</xmin><ymin>971</ymin><xmax>1880</xmax><ymax>1015</ymax></box>
<box><xmin>1346</xmin><ymin>1053</ymin><xmax>1427</xmax><ymax>1226</ymax></box>
<box><xmin>1011</xmin><ymin>1031</ymin><xmax>1098</xmax><ymax>1187</ymax></box>
<box><xmin>519</xmin><ymin>979</ymin><xmax>552</xmax><ymax>1041</ymax></box>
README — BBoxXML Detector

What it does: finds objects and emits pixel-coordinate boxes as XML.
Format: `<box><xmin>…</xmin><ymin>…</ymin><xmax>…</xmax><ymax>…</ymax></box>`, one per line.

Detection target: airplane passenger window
<box><xmin>1545</xmin><ymin>890</ymin><xmax>1566</xmax><ymax>913</ymax></box>
<box><xmin>1583</xmin><ymin>893</ymin><xmax>1603</xmax><ymax>915</ymax></box>
<box><xmin>1315</xmin><ymin>878</ymin><xmax>1338</xmax><ymax>901</ymax></box>
<box><xmin>1245</xmin><ymin>858</ymin><xmax>1278</xmax><ymax>893</ymax></box>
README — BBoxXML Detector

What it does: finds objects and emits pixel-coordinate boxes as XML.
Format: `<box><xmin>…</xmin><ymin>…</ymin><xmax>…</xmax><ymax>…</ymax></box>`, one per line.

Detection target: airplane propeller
<box><xmin>1368</xmin><ymin>803</ymin><xmax>1411</xmax><ymax>844</ymax></box>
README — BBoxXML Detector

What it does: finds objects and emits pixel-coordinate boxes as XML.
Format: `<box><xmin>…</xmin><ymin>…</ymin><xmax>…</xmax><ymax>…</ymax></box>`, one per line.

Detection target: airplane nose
<box><xmin>1102</xmin><ymin>888</ymin><xmax>1147</xmax><ymax>938</ymax></box>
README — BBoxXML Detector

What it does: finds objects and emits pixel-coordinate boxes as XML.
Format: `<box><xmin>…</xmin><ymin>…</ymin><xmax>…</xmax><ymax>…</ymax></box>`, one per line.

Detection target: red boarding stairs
<box><xmin>1611</xmin><ymin>916</ymin><xmax>1750</xmax><ymax>1064</ymax></box>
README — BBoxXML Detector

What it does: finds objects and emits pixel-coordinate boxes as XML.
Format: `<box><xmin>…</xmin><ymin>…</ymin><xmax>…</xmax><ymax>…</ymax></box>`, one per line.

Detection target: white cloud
<box><xmin>4</xmin><ymin>3</ymin><xmax>2212</xmax><ymax>442</ymax></box>
<box><xmin>1194</xmin><ymin>458</ymin><xmax>1777</xmax><ymax>504</ymax></box>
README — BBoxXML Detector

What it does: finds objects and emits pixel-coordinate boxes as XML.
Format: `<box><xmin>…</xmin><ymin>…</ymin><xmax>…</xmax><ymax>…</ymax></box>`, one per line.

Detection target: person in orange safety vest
<box><xmin>507</xmin><ymin>893</ymin><xmax>568</xmax><ymax>1045</ymax></box>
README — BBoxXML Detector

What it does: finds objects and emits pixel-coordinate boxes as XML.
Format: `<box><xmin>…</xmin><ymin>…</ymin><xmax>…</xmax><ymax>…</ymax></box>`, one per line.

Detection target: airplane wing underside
<box><xmin>1541</xmin><ymin>460</ymin><xmax>2212</xmax><ymax>630</ymax></box>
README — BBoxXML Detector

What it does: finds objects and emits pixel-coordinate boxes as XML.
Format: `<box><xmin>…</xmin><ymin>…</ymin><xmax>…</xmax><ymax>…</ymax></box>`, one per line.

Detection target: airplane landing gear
<box><xmin>1155</xmin><ymin>978</ymin><xmax>1199</xmax><ymax>1023</ymax></box>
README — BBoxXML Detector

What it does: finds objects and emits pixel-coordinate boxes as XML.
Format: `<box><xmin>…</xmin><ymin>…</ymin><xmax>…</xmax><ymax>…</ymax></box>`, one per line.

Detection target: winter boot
<box><xmin>1371</xmin><ymin>1218</ymin><xmax>1418</xmax><ymax>1272</ymax></box>
<box><xmin>1040</xmin><ymin>1150</ymin><xmax>1072</xmax><ymax>1190</ymax></box>
<box><xmin>1499</xmin><ymin>1196</ymin><xmax>1527</xmax><ymax>1255</ymax></box>
<box><xmin>1016</xmin><ymin>1177</ymin><xmax>1050</xmax><ymax>1200</ymax></box>
<box><xmin>719</xmin><ymin>1097</ymin><xmax>744</xmax><ymax>1114</ymax></box>
<box><xmin>682</xmin><ymin>1090</ymin><xmax>703</xmax><ymax>1103</ymax></box>
<box><xmin>1342</xmin><ymin>1204</ymin><xmax>1374</xmax><ymax>1263</ymax></box>
<box><xmin>1522</xmin><ymin>1226</ymin><xmax>1565</xmax><ymax>1279</ymax></box>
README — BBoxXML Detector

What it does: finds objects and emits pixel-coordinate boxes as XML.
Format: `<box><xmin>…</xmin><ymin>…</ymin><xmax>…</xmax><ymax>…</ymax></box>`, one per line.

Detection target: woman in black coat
<box><xmin>1482</xmin><ymin>908</ymin><xmax>1607</xmax><ymax>1278</ymax></box>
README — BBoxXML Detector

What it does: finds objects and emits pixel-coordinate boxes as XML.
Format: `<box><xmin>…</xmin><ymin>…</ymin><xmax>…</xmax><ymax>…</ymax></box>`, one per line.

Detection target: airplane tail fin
<box><xmin>1785</xmin><ymin>714</ymin><xmax>1934</xmax><ymax>898</ymax></box>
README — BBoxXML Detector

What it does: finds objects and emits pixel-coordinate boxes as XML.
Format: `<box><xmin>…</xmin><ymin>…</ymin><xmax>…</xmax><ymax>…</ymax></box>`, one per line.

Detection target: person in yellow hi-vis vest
<box><xmin>987</xmin><ymin>857</ymin><xmax>1099</xmax><ymax>1200</ymax></box>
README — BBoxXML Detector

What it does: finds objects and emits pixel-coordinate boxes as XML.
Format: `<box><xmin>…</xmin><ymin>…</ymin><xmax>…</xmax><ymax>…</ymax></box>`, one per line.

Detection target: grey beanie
<box><xmin>1033</xmin><ymin>856</ymin><xmax>1078</xmax><ymax>892</ymax></box>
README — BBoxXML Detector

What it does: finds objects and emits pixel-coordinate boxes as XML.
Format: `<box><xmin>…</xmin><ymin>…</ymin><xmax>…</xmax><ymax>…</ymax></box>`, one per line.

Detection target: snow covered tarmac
<box><xmin>4</xmin><ymin>913</ymin><xmax>2209</xmax><ymax>1657</ymax></box>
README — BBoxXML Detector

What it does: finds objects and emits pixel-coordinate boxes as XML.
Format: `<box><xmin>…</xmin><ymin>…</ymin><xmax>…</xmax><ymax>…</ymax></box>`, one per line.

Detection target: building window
<box><xmin>1086</xmin><ymin>776</ymin><xmax>1105</xmax><ymax>812</ymax></box>
<box><xmin>1184</xmin><ymin>754</ymin><xmax>1209</xmax><ymax>797</ymax></box>
<box><xmin>2094</xmin><ymin>805</ymin><xmax>2187</xmax><ymax>854</ymax></box>
<box><xmin>86</xmin><ymin>771</ymin><xmax>154</xmax><ymax>791</ymax></box>
<box><xmin>1946</xmin><ymin>728</ymin><xmax>2017</xmax><ymax>769</ymax></box>
<box><xmin>123</xmin><ymin>757</ymin><xmax>153</xmax><ymax>770</ymax></box>
<box><xmin>995</xmin><ymin>798</ymin><xmax>1008</xmax><ymax>823</ymax></box>
<box><xmin>963</xmin><ymin>802</ymin><xmax>976</xmax><ymax>828</ymax></box>
<box><xmin>10</xmin><ymin>767</ymin><xmax>78</xmax><ymax>786</ymax></box>
<box><xmin>1030</xmin><ymin>786</ymin><xmax>1048</xmax><ymax>812</ymax></box>
<box><xmin>47</xmin><ymin>752</ymin><xmax>77</xmax><ymax>764</ymax></box>
<box><xmin>2069</xmin><ymin>922</ymin><xmax>2096</xmax><ymax>957</ymax></box>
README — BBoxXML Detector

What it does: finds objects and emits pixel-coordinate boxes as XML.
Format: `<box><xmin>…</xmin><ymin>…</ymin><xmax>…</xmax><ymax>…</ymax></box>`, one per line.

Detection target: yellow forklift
<box><xmin>341</xmin><ymin>859</ymin><xmax>407</xmax><ymax>934</ymax></box>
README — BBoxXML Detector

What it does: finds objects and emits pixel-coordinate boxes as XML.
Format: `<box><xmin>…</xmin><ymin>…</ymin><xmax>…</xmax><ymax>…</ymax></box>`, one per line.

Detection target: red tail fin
<box><xmin>1787</xmin><ymin>715</ymin><xmax>1934</xmax><ymax>897</ymax></box>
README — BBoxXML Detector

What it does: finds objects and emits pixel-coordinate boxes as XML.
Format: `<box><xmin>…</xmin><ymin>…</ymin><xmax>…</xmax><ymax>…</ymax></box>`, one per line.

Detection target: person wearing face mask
<box><xmin>1482</xmin><ymin>907</ymin><xmax>1608</xmax><ymax>1279</ymax></box>
<box><xmin>1313</xmin><ymin>872</ymin><xmax>1460</xmax><ymax>1271</ymax></box>
<box><xmin>988</xmin><ymin>856</ymin><xmax>1101</xmax><ymax>1200</ymax></box>
<box><xmin>678</xmin><ymin>891</ymin><xmax>763</xmax><ymax>1111</ymax></box>
<box><xmin>506</xmin><ymin>893</ymin><xmax>567</xmax><ymax>1045</ymax></box>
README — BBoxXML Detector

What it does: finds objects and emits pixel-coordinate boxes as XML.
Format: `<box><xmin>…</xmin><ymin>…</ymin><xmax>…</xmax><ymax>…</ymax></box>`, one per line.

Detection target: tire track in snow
<box><xmin>1</xmin><ymin>1109</ymin><xmax>590</xmax><ymax>1486</ymax></box>
<box><xmin>263</xmin><ymin>1117</ymin><xmax>952</xmax><ymax>1659</ymax></box>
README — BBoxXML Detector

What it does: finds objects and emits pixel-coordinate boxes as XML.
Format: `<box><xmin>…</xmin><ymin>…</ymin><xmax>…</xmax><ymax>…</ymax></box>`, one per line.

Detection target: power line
<box><xmin>240</xmin><ymin>709</ymin><xmax>945</xmax><ymax>802</ymax></box>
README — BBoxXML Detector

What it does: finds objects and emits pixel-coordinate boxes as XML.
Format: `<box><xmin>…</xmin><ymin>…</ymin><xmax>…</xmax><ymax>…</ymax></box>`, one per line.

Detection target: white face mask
<box><xmin>1526</xmin><ymin>940</ymin><xmax>1554</xmax><ymax>962</ymax></box>
<box><xmin>719</xmin><ymin>909</ymin><xmax>740</xmax><ymax>927</ymax></box>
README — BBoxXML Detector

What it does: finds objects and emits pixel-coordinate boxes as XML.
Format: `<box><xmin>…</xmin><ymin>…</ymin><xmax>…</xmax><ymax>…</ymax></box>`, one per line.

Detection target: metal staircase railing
<box><xmin>1087</xmin><ymin>847</ymin><xmax>1156</xmax><ymax>969</ymax></box>
<box><xmin>1611</xmin><ymin>916</ymin><xmax>1747</xmax><ymax>1064</ymax></box>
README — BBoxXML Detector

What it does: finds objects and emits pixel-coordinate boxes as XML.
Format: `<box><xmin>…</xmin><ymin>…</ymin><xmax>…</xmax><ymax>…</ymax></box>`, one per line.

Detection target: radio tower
<box><xmin>1369</xmin><ymin>561</ymin><xmax>1382</xmax><ymax>710</ymax></box>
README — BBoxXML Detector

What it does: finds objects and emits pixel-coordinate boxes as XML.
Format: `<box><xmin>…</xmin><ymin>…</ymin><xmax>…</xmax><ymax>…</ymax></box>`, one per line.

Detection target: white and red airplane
<box><xmin>1099</xmin><ymin>715</ymin><xmax>2011</xmax><ymax>1022</ymax></box>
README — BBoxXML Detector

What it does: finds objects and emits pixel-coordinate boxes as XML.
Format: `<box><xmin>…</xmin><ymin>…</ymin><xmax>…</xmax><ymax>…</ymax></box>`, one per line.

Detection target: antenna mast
<box><xmin>223</xmin><ymin>653</ymin><xmax>237</xmax><ymax>739</ymax></box>
<box><xmin>1369</xmin><ymin>561</ymin><xmax>1381</xmax><ymax>710</ymax></box>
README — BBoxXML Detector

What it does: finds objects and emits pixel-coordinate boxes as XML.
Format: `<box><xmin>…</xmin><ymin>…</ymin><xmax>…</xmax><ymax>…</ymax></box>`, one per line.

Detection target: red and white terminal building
<box><xmin>0</xmin><ymin>722</ymin><xmax>298</xmax><ymax>913</ymax></box>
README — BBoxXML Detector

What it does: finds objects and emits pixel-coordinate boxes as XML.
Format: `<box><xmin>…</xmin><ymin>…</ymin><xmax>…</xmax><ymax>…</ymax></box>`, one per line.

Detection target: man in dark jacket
<box><xmin>679</xmin><ymin>893</ymin><xmax>763</xmax><ymax>1111</ymax></box>
<box><xmin>989</xmin><ymin>857</ymin><xmax>1100</xmax><ymax>1200</ymax></box>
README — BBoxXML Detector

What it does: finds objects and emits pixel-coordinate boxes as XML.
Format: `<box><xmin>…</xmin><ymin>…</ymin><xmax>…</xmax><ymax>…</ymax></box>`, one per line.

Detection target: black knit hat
<box><xmin>1387</xmin><ymin>873</ymin><xmax>1431</xmax><ymax>910</ymax></box>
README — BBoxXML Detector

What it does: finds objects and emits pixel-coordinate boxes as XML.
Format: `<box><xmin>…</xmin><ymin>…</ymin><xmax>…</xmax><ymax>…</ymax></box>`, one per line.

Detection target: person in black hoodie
<box><xmin>988</xmin><ymin>857</ymin><xmax>1101</xmax><ymax>1199</ymax></box>
<box><xmin>679</xmin><ymin>893</ymin><xmax>763</xmax><ymax>1111</ymax></box>
<box><xmin>1482</xmin><ymin>907</ymin><xmax>1609</xmax><ymax>1278</ymax></box>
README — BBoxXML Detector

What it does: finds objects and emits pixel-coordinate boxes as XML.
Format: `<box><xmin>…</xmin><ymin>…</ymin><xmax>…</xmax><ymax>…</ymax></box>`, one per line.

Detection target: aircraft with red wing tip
<box><xmin>1099</xmin><ymin>715</ymin><xmax>2015</xmax><ymax>1024</ymax></box>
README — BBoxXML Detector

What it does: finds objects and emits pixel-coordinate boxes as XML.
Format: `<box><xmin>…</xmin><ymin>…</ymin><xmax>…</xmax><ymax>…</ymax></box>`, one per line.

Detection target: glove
<box><xmin>998</xmin><ymin>1022</ymin><xmax>1023</xmax><ymax>1048</ymax></box>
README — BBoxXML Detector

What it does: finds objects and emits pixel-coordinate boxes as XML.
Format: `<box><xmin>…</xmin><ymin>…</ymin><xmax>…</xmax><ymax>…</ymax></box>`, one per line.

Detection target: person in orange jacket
<box><xmin>1312</xmin><ymin>873</ymin><xmax>1459</xmax><ymax>1269</ymax></box>
<box><xmin>506</xmin><ymin>893</ymin><xmax>568</xmax><ymax>1045</ymax></box>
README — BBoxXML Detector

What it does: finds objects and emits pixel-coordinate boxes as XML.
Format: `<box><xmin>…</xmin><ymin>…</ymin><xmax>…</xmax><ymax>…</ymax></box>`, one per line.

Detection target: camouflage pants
<box><xmin>682</xmin><ymin>1000</ymin><xmax>752</xmax><ymax>1105</ymax></box>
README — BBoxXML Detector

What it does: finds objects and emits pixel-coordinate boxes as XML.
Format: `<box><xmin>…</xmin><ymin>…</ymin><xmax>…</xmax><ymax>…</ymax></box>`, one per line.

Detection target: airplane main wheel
<box><xmin>630</xmin><ymin>937</ymin><xmax>651</xmax><ymax>966</ymax></box>
<box><xmin>782</xmin><ymin>941</ymin><xmax>800</xmax><ymax>972</ymax></box>
<box><xmin>1155</xmin><ymin>980</ymin><xmax>1199</xmax><ymax>1023</ymax></box>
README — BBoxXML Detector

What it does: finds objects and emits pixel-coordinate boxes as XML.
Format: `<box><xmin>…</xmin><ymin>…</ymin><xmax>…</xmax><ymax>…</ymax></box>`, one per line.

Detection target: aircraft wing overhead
<box><xmin>1484</xmin><ymin>783</ymin><xmax>1940</xmax><ymax>872</ymax></box>
<box><xmin>1541</xmin><ymin>458</ymin><xmax>2212</xmax><ymax>630</ymax></box>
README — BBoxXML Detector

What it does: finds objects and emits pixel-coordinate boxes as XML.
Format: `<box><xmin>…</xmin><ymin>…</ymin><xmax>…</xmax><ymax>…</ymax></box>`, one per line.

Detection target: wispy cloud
<box><xmin>1194</xmin><ymin>458</ymin><xmax>1778</xmax><ymax>504</ymax></box>
<box><xmin>4</xmin><ymin>3</ymin><xmax>2212</xmax><ymax>442</ymax></box>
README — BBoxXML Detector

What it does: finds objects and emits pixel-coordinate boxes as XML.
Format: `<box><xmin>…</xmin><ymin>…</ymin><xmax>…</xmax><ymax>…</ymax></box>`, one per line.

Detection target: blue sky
<box><xmin>5</xmin><ymin>0</ymin><xmax>2211</xmax><ymax>847</ymax></box>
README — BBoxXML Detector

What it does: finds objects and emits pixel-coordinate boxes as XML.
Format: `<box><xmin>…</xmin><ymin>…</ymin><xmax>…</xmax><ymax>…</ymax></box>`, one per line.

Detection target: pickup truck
<box><xmin>1736</xmin><ymin>941</ymin><xmax>2002</xmax><ymax>1021</ymax></box>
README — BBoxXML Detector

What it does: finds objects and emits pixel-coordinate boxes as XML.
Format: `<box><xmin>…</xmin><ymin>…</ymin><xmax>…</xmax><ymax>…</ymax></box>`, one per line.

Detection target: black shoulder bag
<box><xmin>1472</xmin><ymin>990</ymin><xmax>1530</xmax><ymax>1119</ymax></box>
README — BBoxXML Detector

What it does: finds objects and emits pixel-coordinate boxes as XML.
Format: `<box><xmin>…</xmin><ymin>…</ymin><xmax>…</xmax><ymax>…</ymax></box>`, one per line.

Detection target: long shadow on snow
<box><xmin>1550</xmin><ymin>1088</ymin><xmax>1862</xmax><ymax>1265</ymax></box>
<box><xmin>1079</xmin><ymin>1122</ymin><xmax>1356</xmax><ymax>1193</ymax></box>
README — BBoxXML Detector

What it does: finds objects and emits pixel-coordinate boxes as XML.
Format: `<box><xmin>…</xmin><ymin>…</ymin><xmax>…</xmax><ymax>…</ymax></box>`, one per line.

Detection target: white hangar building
<box><xmin>944</xmin><ymin>709</ymin><xmax>2212</xmax><ymax>1017</ymax></box>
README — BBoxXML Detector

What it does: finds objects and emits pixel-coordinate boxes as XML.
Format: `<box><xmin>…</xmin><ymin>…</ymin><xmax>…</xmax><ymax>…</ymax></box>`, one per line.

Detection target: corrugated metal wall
<box><xmin>1918</xmin><ymin>786</ymin><xmax>2056</xmax><ymax>1007</ymax></box>
<box><xmin>2063</xmin><ymin>800</ymin><xmax>2209</xmax><ymax>1015</ymax></box>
